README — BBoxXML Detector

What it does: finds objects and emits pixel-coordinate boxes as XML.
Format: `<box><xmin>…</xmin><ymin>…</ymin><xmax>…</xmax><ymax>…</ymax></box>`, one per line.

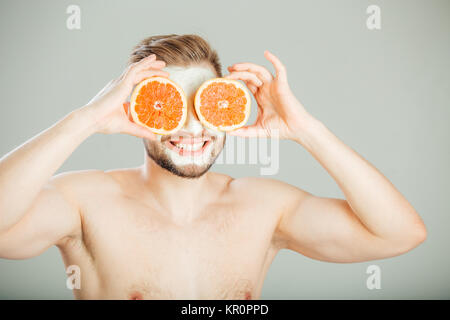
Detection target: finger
<box><xmin>264</xmin><ymin>50</ymin><xmax>287</xmax><ymax>81</ymax></box>
<box><xmin>132</xmin><ymin>69</ymin><xmax>170</xmax><ymax>85</ymax></box>
<box><xmin>132</xmin><ymin>61</ymin><xmax>167</xmax><ymax>75</ymax></box>
<box><xmin>225</xmin><ymin>71</ymin><xmax>263</xmax><ymax>87</ymax></box>
<box><xmin>123</xmin><ymin>54</ymin><xmax>155</xmax><ymax>75</ymax></box>
<box><xmin>136</xmin><ymin>54</ymin><xmax>157</xmax><ymax>66</ymax></box>
<box><xmin>245</xmin><ymin>82</ymin><xmax>258</xmax><ymax>95</ymax></box>
<box><xmin>227</xmin><ymin>125</ymin><xmax>266</xmax><ymax>138</ymax></box>
<box><xmin>128</xmin><ymin>55</ymin><xmax>166</xmax><ymax>75</ymax></box>
<box><xmin>122</xmin><ymin>122</ymin><xmax>158</xmax><ymax>141</ymax></box>
<box><xmin>228</xmin><ymin>63</ymin><xmax>273</xmax><ymax>83</ymax></box>
<box><xmin>117</xmin><ymin>69</ymin><xmax>170</xmax><ymax>99</ymax></box>
<box><xmin>147</xmin><ymin>60</ymin><xmax>166</xmax><ymax>69</ymax></box>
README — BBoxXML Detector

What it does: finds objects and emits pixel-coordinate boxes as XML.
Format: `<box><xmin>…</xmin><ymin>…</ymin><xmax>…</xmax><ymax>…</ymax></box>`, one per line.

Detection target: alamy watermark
<box><xmin>366</xmin><ymin>264</ymin><xmax>381</xmax><ymax>290</ymax></box>
<box><xmin>66</xmin><ymin>265</ymin><xmax>81</xmax><ymax>290</ymax></box>
<box><xmin>66</xmin><ymin>5</ymin><xmax>81</xmax><ymax>30</ymax></box>
<box><xmin>366</xmin><ymin>5</ymin><xmax>381</xmax><ymax>30</ymax></box>
<box><xmin>216</xmin><ymin>132</ymin><xmax>280</xmax><ymax>176</ymax></box>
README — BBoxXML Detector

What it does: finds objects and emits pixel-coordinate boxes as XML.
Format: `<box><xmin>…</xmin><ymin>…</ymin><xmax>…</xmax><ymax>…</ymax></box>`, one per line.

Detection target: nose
<box><xmin>181</xmin><ymin>98</ymin><xmax>203</xmax><ymax>135</ymax></box>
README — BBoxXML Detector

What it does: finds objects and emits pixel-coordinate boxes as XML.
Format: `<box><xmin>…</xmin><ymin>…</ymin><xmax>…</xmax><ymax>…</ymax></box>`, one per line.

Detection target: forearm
<box><xmin>0</xmin><ymin>106</ymin><xmax>97</xmax><ymax>232</ymax></box>
<box><xmin>294</xmin><ymin>115</ymin><xmax>425</xmax><ymax>240</ymax></box>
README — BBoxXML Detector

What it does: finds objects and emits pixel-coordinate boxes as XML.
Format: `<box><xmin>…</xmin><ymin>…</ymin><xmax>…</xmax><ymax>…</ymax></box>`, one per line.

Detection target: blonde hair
<box><xmin>129</xmin><ymin>34</ymin><xmax>222</xmax><ymax>77</ymax></box>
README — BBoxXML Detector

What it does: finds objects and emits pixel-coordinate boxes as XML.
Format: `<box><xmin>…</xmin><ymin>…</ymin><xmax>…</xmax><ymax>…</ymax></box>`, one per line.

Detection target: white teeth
<box><xmin>174</xmin><ymin>142</ymin><xmax>204</xmax><ymax>151</ymax></box>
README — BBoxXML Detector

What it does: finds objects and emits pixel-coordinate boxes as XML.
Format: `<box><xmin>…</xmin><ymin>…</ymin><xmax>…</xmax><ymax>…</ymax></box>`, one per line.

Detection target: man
<box><xmin>0</xmin><ymin>34</ymin><xmax>426</xmax><ymax>300</ymax></box>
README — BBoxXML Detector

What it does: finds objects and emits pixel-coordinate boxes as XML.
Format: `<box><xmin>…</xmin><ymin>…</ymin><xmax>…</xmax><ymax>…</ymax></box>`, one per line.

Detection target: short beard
<box><xmin>143</xmin><ymin>138</ymin><xmax>225</xmax><ymax>179</ymax></box>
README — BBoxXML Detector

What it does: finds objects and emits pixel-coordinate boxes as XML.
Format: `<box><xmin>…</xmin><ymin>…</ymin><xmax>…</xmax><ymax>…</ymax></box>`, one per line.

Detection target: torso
<box><xmin>56</xmin><ymin>168</ymin><xmax>286</xmax><ymax>300</ymax></box>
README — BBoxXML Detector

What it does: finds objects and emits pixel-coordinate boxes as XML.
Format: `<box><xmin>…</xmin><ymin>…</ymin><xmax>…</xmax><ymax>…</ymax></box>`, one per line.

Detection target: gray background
<box><xmin>0</xmin><ymin>0</ymin><xmax>448</xmax><ymax>299</ymax></box>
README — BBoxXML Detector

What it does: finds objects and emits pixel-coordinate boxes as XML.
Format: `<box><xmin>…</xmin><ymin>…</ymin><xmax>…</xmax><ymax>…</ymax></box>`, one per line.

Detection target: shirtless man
<box><xmin>0</xmin><ymin>34</ymin><xmax>426</xmax><ymax>300</ymax></box>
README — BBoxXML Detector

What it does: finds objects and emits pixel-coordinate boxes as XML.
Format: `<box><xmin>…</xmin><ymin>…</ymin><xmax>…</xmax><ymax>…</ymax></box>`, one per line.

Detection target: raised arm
<box><xmin>276</xmin><ymin>120</ymin><xmax>426</xmax><ymax>262</ymax></box>
<box><xmin>226</xmin><ymin>51</ymin><xmax>426</xmax><ymax>263</ymax></box>
<box><xmin>0</xmin><ymin>54</ymin><xmax>166</xmax><ymax>259</ymax></box>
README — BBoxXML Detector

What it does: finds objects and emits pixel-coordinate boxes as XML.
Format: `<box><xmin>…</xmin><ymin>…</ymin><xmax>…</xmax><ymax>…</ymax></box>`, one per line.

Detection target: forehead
<box><xmin>163</xmin><ymin>65</ymin><xmax>217</xmax><ymax>95</ymax></box>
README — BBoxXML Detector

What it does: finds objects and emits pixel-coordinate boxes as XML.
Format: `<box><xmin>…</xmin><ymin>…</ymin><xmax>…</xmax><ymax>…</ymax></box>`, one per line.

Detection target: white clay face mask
<box><xmin>160</xmin><ymin>65</ymin><xmax>225</xmax><ymax>166</ymax></box>
<box><xmin>163</xmin><ymin>65</ymin><xmax>215</xmax><ymax>98</ymax></box>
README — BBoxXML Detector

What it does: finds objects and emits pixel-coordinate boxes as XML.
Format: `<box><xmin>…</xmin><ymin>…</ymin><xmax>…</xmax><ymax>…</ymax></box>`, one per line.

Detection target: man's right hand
<box><xmin>0</xmin><ymin>54</ymin><xmax>169</xmax><ymax>259</ymax></box>
<box><xmin>82</xmin><ymin>54</ymin><xmax>169</xmax><ymax>140</ymax></box>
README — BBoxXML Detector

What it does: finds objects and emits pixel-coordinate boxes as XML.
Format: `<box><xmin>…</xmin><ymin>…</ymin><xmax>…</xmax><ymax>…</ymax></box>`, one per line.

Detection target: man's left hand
<box><xmin>226</xmin><ymin>51</ymin><xmax>313</xmax><ymax>140</ymax></box>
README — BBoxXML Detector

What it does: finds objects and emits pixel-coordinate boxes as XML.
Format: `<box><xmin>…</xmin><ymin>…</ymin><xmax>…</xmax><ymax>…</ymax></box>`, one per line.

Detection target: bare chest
<box><xmin>62</xmin><ymin>196</ymin><xmax>279</xmax><ymax>299</ymax></box>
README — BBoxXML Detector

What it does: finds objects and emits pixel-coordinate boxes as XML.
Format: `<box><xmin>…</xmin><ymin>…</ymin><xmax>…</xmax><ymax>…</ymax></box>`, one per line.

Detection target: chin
<box><xmin>168</xmin><ymin>163</ymin><xmax>214</xmax><ymax>179</ymax></box>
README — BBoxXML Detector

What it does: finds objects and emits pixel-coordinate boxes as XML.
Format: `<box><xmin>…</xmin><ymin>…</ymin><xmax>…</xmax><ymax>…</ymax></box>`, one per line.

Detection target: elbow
<box><xmin>410</xmin><ymin>208</ymin><xmax>427</xmax><ymax>247</ymax></box>
<box><xmin>383</xmin><ymin>216</ymin><xmax>427</xmax><ymax>256</ymax></box>
<box><xmin>413</xmin><ymin>222</ymin><xmax>427</xmax><ymax>246</ymax></box>
<box><xmin>398</xmin><ymin>220</ymin><xmax>427</xmax><ymax>253</ymax></box>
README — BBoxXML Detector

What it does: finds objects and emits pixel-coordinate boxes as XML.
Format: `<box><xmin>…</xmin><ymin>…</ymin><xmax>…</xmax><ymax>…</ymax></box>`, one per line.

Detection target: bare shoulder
<box><xmin>48</xmin><ymin>168</ymin><xmax>126</xmax><ymax>199</ymax></box>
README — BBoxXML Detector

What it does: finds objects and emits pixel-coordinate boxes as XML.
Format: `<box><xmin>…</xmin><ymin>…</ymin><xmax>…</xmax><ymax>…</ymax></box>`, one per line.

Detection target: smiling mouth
<box><xmin>164</xmin><ymin>137</ymin><xmax>212</xmax><ymax>156</ymax></box>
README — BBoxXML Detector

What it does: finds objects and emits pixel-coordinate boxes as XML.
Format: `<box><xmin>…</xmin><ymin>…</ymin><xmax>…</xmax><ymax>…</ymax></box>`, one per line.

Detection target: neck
<box><xmin>140</xmin><ymin>153</ymin><xmax>210</xmax><ymax>223</ymax></box>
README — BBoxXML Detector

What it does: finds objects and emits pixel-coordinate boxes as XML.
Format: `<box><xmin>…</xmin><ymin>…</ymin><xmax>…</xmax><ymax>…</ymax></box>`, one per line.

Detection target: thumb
<box><xmin>123</xmin><ymin>102</ymin><xmax>133</xmax><ymax>121</ymax></box>
<box><xmin>227</xmin><ymin>125</ymin><xmax>266</xmax><ymax>138</ymax></box>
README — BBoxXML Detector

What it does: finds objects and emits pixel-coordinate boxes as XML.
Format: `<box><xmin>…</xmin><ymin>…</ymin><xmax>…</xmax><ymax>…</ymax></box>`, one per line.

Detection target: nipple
<box><xmin>129</xmin><ymin>291</ymin><xmax>143</xmax><ymax>300</ymax></box>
